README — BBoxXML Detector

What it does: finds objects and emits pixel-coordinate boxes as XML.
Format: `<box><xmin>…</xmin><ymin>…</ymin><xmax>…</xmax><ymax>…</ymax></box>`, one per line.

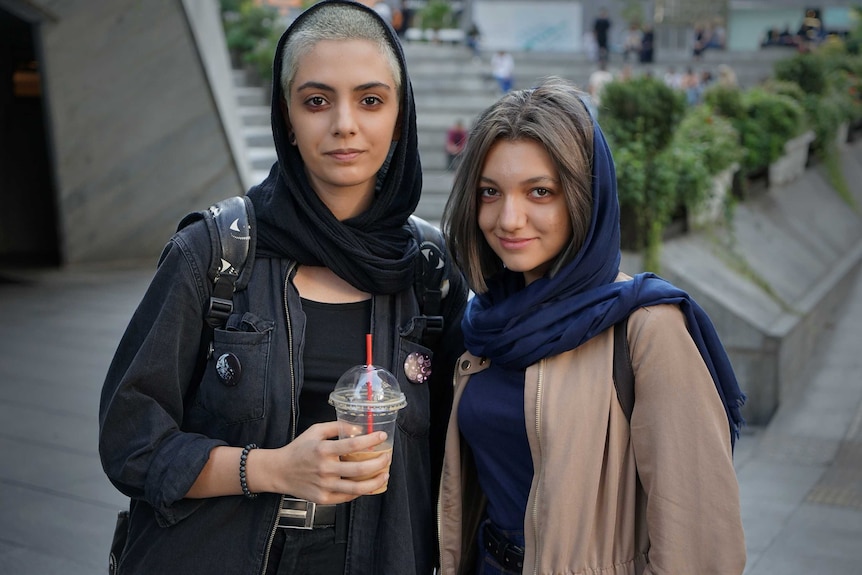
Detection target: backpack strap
<box><xmin>176</xmin><ymin>196</ymin><xmax>255</xmax><ymax>329</ymax></box>
<box><xmin>204</xmin><ymin>196</ymin><xmax>254</xmax><ymax>328</ymax></box>
<box><xmin>613</xmin><ymin>316</ymin><xmax>635</xmax><ymax>422</ymax></box>
<box><xmin>405</xmin><ymin>215</ymin><xmax>449</xmax><ymax>344</ymax></box>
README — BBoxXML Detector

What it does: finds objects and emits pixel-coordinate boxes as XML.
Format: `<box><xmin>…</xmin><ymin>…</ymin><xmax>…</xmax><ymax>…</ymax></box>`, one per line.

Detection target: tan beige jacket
<box><xmin>438</xmin><ymin>303</ymin><xmax>746</xmax><ymax>575</ymax></box>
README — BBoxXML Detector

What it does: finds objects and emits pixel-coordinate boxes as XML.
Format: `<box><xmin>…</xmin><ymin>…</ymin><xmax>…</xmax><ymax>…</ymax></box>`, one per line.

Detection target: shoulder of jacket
<box><xmin>626</xmin><ymin>303</ymin><xmax>688</xmax><ymax>346</ymax></box>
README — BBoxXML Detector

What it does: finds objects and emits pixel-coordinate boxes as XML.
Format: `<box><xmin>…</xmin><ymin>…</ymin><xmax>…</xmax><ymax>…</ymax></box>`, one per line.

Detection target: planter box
<box><xmin>836</xmin><ymin>122</ymin><xmax>849</xmax><ymax>150</ymax></box>
<box><xmin>688</xmin><ymin>163</ymin><xmax>739</xmax><ymax>229</ymax></box>
<box><xmin>768</xmin><ymin>130</ymin><xmax>815</xmax><ymax>188</ymax></box>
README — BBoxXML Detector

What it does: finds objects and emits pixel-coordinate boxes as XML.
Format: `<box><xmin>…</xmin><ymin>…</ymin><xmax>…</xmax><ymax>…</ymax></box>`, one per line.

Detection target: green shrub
<box><xmin>760</xmin><ymin>79</ymin><xmax>807</xmax><ymax>104</ymax></box>
<box><xmin>738</xmin><ymin>87</ymin><xmax>806</xmax><ymax>171</ymax></box>
<box><xmin>614</xmin><ymin>138</ymin><xmax>683</xmax><ymax>271</ymax></box>
<box><xmin>600</xmin><ymin>76</ymin><xmax>686</xmax><ymax>153</ymax></box>
<box><xmin>222</xmin><ymin>1</ymin><xmax>281</xmax><ymax>79</ymax></box>
<box><xmin>674</xmin><ymin>105</ymin><xmax>742</xmax><ymax>176</ymax></box>
<box><xmin>418</xmin><ymin>0</ymin><xmax>453</xmax><ymax>31</ymax></box>
<box><xmin>702</xmin><ymin>84</ymin><xmax>745</xmax><ymax>121</ymax></box>
<box><xmin>663</xmin><ymin>141</ymin><xmax>712</xmax><ymax>219</ymax></box>
<box><xmin>773</xmin><ymin>53</ymin><xmax>828</xmax><ymax>96</ymax></box>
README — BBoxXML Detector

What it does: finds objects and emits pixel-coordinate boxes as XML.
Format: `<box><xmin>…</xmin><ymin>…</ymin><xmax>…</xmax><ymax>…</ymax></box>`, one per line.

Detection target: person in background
<box><xmin>593</xmin><ymin>8</ymin><xmax>612</xmax><ymax>65</ymax></box>
<box><xmin>466</xmin><ymin>22</ymin><xmax>482</xmax><ymax>61</ymax></box>
<box><xmin>693</xmin><ymin>22</ymin><xmax>708</xmax><ymax>59</ymax></box>
<box><xmin>438</xmin><ymin>76</ymin><xmax>746</xmax><ymax>575</ymax></box>
<box><xmin>681</xmin><ymin>66</ymin><xmax>702</xmax><ymax>105</ymax></box>
<box><xmin>445</xmin><ymin>118</ymin><xmax>469</xmax><ymax>171</ymax></box>
<box><xmin>639</xmin><ymin>24</ymin><xmax>654</xmax><ymax>63</ymax></box>
<box><xmin>622</xmin><ymin>22</ymin><xmax>642</xmax><ymax>62</ymax></box>
<box><xmin>662</xmin><ymin>65</ymin><xmax>683</xmax><ymax>90</ymax></box>
<box><xmin>586</xmin><ymin>61</ymin><xmax>614</xmax><ymax>119</ymax></box>
<box><xmin>99</xmin><ymin>2</ymin><xmax>467</xmax><ymax>574</ymax></box>
<box><xmin>491</xmin><ymin>50</ymin><xmax>515</xmax><ymax>93</ymax></box>
<box><xmin>718</xmin><ymin>63</ymin><xmax>738</xmax><ymax>87</ymax></box>
<box><xmin>618</xmin><ymin>63</ymin><xmax>634</xmax><ymax>81</ymax></box>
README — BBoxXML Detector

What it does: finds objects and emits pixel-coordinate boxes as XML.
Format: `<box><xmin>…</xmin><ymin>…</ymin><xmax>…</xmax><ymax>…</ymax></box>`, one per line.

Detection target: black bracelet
<box><xmin>240</xmin><ymin>443</ymin><xmax>258</xmax><ymax>499</ymax></box>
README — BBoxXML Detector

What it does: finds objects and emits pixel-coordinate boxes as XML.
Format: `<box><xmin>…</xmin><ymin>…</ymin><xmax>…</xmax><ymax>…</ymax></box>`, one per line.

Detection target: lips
<box><xmin>497</xmin><ymin>236</ymin><xmax>533</xmax><ymax>250</ymax></box>
<box><xmin>327</xmin><ymin>149</ymin><xmax>363</xmax><ymax>161</ymax></box>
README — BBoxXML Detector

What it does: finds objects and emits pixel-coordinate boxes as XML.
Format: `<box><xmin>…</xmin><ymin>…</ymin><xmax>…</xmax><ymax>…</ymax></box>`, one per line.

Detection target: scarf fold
<box><xmin>462</xmin><ymin>120</ymin><xmax>746</xmax><ymax>445</ymax></box>
<box><xmin>245</xmin><ymin>0</ymin><xmax>420</xmax><ymax>295</ymax></box>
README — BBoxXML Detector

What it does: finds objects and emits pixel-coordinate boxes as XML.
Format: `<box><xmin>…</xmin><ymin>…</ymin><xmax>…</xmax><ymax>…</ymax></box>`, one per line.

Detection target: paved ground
<box><xmin>0</xmin><ymin>259</ymin><xmax>860</xmax><ymax>574</ymax></box>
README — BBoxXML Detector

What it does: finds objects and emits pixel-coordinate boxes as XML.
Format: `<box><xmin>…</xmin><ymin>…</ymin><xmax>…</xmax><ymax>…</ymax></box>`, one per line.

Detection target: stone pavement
<box><xmin>0</xmin><ymin>259</ymin><xmax>860</xmax><ymax>574</ymax></box>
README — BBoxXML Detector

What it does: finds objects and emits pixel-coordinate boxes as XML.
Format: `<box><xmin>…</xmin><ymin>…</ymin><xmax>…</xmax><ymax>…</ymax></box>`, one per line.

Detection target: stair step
<box><xmin>235</xmin><ymin>85</ymin><xmax>269</xmax><ymax>107</ymax></box>
<box><xmin>240</xmin><ymin>106</ymin><xmax>270</xmax><ymax>127</ymax></box>
<box><xmin>231</xmin><ymin>43</ymin><xmax>795</xmax><ymax>220</ymax></box>
<box><xmin>243</xmin><ymin>125</ymin><xmax>273</xmax><ymax>148</ymax></box>
<box><xmin>248</xmin><ymin>147</ymin><xmax>277</xmax><ymax>171</ymax></box>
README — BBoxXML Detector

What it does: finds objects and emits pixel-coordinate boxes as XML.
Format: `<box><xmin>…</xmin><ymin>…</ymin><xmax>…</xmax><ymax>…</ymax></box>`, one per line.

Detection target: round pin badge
<box><xmin>404</xmin><ymin>351</ymin><xmax>432</xmax><ymax>384</ymax></box>
<box><xmin>216</xmin><ymin>353</ymin><xmax>242</xmax><ymax>386</ymax></box>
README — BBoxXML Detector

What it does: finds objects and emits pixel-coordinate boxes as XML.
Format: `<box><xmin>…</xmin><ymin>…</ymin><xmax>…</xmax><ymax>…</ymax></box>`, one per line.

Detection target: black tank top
<box><xmin>297</xmin><ymin>298</ymin><xmax>371</xmax><ymax>435</ymax></box>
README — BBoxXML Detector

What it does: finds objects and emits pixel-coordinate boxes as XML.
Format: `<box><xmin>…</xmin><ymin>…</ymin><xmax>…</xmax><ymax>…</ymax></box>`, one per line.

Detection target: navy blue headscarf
<box><xmin>461</xmin><ymin>120</ymin><xmax>746</xmax><ymax>447</ymax></box>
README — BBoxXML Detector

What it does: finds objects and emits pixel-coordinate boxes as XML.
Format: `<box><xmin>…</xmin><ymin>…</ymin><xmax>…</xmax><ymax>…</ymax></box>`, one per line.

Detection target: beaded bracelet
<box><xmin>239</xmin><ymin>443</ymin><xmax>258</xmax><ymax>499</ymax></box>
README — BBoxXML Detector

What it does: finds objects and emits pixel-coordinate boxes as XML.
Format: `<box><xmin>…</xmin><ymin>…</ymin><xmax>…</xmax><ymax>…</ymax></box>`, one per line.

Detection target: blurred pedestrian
<box><xmin>445</xmin><ymin>118</ymin><xmax>468</xmax><ymax>170</ymax></box>
<box><xmin>639</xmin><ymin>24</ymin><xmax>654</xmax><ymax>63</ymax></box>
<box><xmin>622</xmin><ymin>22</ymin><xmax>642</xmax><ymax>62</ymax></box>
<box><xmin>466</xmin><ymin>22</ymin><xmax>482</xmax><ymax>61</ymax></box>
<box><xmin>491</xmin><ymin>50</ymin><xmax>514</xmax><ymax>93</ymax></box>
<box><xmin>593</xmin><ymin>8</ymin><xmax>612</xmax><ymax>64</ymax></box>
<box><xmin>586</xmin><ymin>61</ymin><xmax>614</xmax><ymax>118</ymax></box>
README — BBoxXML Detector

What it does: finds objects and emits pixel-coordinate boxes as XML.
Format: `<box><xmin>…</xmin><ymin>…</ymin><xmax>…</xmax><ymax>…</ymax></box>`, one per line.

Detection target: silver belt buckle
<box><xmin>278</xmin><ymin>497</ymin><xmax>316</xmax><ymax>529</ymax></box>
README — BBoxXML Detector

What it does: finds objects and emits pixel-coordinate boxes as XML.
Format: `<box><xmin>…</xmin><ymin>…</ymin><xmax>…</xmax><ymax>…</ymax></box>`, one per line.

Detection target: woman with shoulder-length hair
<box><xmin>438</xmin><ymin>76</ymin><xmax>746</xmax><ymax>575</ymax></box>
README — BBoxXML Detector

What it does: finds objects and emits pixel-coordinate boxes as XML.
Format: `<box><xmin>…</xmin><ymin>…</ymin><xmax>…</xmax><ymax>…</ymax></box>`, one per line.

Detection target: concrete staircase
<box><xmin>231</xmin><ymin>43</ymin><xmax>796</xmax><ymax>222</ymax></box>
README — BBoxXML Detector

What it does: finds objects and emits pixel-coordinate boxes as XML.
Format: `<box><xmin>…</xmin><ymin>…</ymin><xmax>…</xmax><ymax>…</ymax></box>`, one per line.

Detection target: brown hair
<box><xmin>441</xmin><ymin>76</ymin><xmax>595</xmax><ymax>293</ymax></box>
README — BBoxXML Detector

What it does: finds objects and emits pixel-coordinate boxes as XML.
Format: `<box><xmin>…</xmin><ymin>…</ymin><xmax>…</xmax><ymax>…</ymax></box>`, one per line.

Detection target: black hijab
<box><xmin>245</xmin><ymin>0</ymin><xmax>421</xmax><ymax>294</ymax></box>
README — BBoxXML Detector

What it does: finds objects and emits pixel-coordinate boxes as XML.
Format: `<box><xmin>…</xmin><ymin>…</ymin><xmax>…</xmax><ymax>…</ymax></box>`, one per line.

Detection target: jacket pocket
<box><xmin>198</xmin><ymin>312</ymin><xmax>274</xmax><ymax>425</ymax></box>
<box><xmin>394</xmin><ymin>339</ymin><xmax>432</xmax><ymax>438</ymax></box>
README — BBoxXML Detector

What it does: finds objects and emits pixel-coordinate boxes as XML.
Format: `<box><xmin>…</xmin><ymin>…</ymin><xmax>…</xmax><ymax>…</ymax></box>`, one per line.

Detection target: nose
<box><xmin>332</xmin><ymin>101</ymin><xmax>358</xmax><ymax>137</ymax></box>
<box><xmin>498</xmin><ymin>194</ymin><xmax>525</xmax><ymax>231</ymax></box>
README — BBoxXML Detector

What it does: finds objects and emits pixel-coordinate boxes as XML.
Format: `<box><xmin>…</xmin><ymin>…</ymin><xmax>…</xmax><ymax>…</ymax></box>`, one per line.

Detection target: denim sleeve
<box><xmin>98</xmin><ymin>224</ymin><xmax>228</xmax><ymax>526</ymax></box>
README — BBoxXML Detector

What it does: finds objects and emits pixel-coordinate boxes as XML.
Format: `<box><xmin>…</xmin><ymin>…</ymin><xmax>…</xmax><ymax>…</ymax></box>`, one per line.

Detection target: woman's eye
<box><xmin>479</xmin><ymin>187</ymin><xmax>499</xmax><ymax>199</ymax></box>
<box><xmin>306</xmin><ymin>96</ymin><xmax>327</xmax><ymax>107</ymax></box>
<box><xmin>361</xmin><ymin>95</ymin><xmax>383</xmax><ymax>106</ymax></box>
<box><xmin>531</xmin><ymin>188</ymin><xmax>552</xmax><ymax>198</ymax></box>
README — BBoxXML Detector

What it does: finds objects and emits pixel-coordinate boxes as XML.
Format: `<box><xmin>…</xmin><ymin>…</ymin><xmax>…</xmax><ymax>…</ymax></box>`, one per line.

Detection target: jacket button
<box><xmin>460</xmin><ymin>359</ymin><xmax>471</xmax><ymax>371</ymax></box>
<box><xmin>216</xmin><ymin>353</ymin><xmax>242</xmax><ymax>386</ymax></box>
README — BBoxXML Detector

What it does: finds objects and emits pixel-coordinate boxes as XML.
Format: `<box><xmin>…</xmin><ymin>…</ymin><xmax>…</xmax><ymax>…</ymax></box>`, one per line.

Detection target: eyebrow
<box><xmin>294</xmin><ymin>81</ymin><xmax>393</xmax><ymax>93</ymax></box>
<box><xmin>479</xmin><ymin>175</ymin><xmax>559</xmax><ymax>186</ymax></box>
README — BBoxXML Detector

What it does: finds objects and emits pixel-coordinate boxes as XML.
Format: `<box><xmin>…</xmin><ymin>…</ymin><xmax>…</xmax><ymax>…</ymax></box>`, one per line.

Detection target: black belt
<box><xmin>483</xmin><ymin>521</ymin><xmax>524</xmax><ymax>571</ymax></box>
<box><xmin>277</xmin><ymin>497</ymin><xmax>339</xmax><ymax>529</ymax></box>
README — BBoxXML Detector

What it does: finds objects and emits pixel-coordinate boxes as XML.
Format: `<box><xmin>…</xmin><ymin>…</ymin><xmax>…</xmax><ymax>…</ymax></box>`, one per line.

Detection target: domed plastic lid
<box><xmin>328</xmin><ymin>365</ymin><xmax>407</xmax><ymax>413</ymax></box>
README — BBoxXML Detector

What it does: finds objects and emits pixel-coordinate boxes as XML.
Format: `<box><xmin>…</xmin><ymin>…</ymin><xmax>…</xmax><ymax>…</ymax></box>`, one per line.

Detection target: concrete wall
<box><xmin>38</xmin><ymin>0</ymin><xmax>246</xmax><ymax>264</ymax></box>
<box><xmin>659</xmin><ymin>139</ymin><xmax>862</xmax><ymax>424</ymax></box>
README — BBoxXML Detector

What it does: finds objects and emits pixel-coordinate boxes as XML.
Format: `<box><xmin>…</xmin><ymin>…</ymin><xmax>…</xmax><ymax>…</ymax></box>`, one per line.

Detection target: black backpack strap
<box><xmin>613</xmin><ymin>316</ymin><xmax>635</xmax><ymax>422</ymax></box>
<box><xmin>176</xmin><ymin>196</ymin><xmax>255</xmax><ymax>329</ymax></box>
<box><xmin>203</xmin><ymin>197</ymin><xmax>253</xmax><ymax>328</ymax></box>
<box><xmin>406</xmin><ymin>215</ymin><xmax>448</xmax><ymax>343</ymax></box>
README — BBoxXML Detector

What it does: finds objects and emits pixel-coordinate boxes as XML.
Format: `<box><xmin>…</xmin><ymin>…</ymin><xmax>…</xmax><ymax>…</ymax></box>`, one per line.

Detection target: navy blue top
<box><xmin>458</xmin><ymin>363</ymin><xmax>532</xmax><ymax>530</ymax></box>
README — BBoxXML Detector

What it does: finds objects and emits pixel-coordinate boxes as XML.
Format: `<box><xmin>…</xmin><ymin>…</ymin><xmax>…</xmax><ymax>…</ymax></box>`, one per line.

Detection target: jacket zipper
<box><xmin>530</xmin><ymin>360</ymin><xmax>545</xmax><ymax>575</ymax></box>
<box><xmin>260</xmin><ymin>262</ymin><xmax>299</xmax><ymax>575</ymax></box>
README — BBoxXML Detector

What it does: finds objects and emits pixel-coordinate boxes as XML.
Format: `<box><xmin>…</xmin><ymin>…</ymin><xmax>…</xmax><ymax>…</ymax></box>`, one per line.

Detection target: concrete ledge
<box><xmin>656</xmin><ymin>140</ymin><xmax>862</xmax><ymax>425</ymax></box>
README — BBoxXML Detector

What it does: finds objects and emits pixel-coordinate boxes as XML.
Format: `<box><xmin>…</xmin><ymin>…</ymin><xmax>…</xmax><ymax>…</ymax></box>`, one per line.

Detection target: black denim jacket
<box><xmin>99</xmin><ymin>218</ymin><xmax>467</xmax><ymax>574</ymax></box>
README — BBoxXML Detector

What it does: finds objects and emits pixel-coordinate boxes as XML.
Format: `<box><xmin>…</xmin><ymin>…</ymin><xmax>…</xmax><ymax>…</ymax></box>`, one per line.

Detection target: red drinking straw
<box><xmin>365</xmin><ymin>333</ymin><xmax>373</xmax><ymax>434</ymax></box>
